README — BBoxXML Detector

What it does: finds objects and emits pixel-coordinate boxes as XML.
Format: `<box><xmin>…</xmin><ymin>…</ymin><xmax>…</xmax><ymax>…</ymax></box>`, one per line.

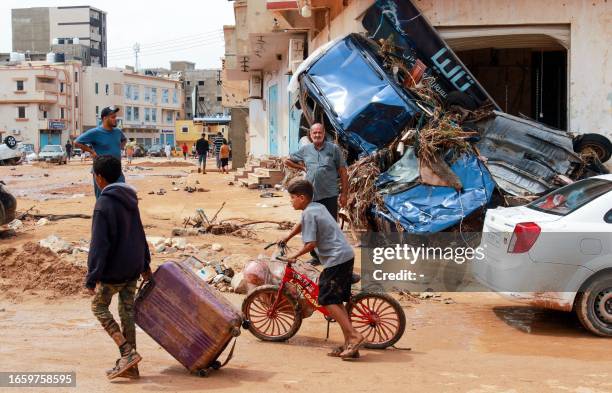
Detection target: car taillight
<box><xmin>507</xmin><ymin>222</ymin><xmax>541</xmax><ymax>253</ymax></box>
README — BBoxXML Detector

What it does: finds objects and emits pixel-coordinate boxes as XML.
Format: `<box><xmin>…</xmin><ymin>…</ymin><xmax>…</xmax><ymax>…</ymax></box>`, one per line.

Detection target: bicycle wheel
<box><xmin>242</xmin><ymin>285</ymin><xmax>302</xmax><ymax>342</ymax></box>
<box><xmin>348</xmin><ymin>292</ymin><xmax>406</xmax><ymax>349</ymax></box>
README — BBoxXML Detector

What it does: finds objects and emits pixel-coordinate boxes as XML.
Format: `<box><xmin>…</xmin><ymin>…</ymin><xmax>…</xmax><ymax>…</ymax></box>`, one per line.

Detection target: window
<box><xmin>60</xmin><ymin>82</ymin><xmax>65</xmax><ymax>93</ymax></box>
<box><xmin>17</xmin><ymin>106</ymin><xmax>26</xmax><ymax>119</ymax></box>
<box><xmin>144</xmin><ymin>87</ymin><xmax>150</xmax><ymax>103</ymax></box>
<box><xmin>60</xmin><ymin>108</ymin><xmax>65</xmax><ymax>119</ymax></box>
<box><xmin>75</xmin><ymin>96</ymin><xmax>79</xmax><ymax>108</ymax></box>
<box><xmin>198</xmin><ymin>81</ymin><xmax>204</xmax><ymax>86</ymax></box>
<box><xmin>217</xmin><ymin>96</ymin><xmax>222</xmax><ymax>102</ymax></box>
<box><xmin>133</xmin><ymin>107</ymin><xmax>139</xmax><ymax>121</ymax></box>
<box><xmin>162</xmin><ymin>88</ymin><xmax>169</xmax><ymax>104</ymax></box>
<box><xmin>151</xmin><ymin>108</ymin><xmax>157</xmax><ymax>123</ymax></box>
<box><xmin>199</xmin><ymin>97</ymin><xmax>205</xmax><ymax>102</ymax></box>
<box><xmin>144</xmin><ymin>108</ymin><xmax>150</xmax><ymax>122</ymax></box>
<box><xmin>74</xmin><ymin>71</ymin><xmax>78</xmax><ymax>82</ymax></box>
<box><xmin>95</xmin><ymin>82</ymin><xmax>99</xmax><ymax>94</ymax></box>
<box><xmin>126</xmin><ymin>106</ymin><xmax>132</xmax><ymax>121</ymax></box>
<box><xmin>605</xmin><ymin>209</ymin><xmax>612</xmax><ymax>224</ymax></box>
<box><xmin>43</xmin><ymin>110</ymin><xmax>48</xmax><ymax>119</ymax></box>
<box><xmin>95</xmin><ymin>106</ymin><xmax>99</xmax><ymax>116</ymax></box>
<box><xmin>132</xmin><ymin>85</ymin><xmax>139</xmax><ymax>100</ymax></box>
<box><xmin>105</xmin><ymin>84</ymin><xmax>109</xmax><ymax>95</ymax></box>
<box><xmin>172</xmin><ymin>90</ymin><xmax>177</xmax><ymax>104</ymax></box>
<box><xmin>529</xmin><ymin>178</ymin><xmax>612</xmax><ymax>216</ymax></box>
<box><xmin>16</xmin><ymin>80</ymin><xmax>24</xmax><ymax>91</ymax></box>
<box><xmin>166</xmin><ymin>111</ymin><xmax>173</xmax><ymax>124</ymax></box>
<box><xmin>182</xmin><ymin>127</ymin><xmax>189</xmax><ymax>133</ymax></box>
<box><xmin>151</xmin><ymin>87</ymin><xmax>157</xmax><ymax>103</ymax></box>
<box><xmin>125</xmin><ymin>84</ymin><xmax>131</xmax><ymax>99</ymax></box>
<box><xmin>186</xmin><ymin>81</ymin><xmax>190</xmax><ymax>85</ymax></box>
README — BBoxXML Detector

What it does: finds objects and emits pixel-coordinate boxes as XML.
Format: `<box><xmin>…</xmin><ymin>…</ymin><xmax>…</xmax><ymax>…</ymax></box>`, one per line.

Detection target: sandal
<box><xmin>340</xmin><ymin>337</ymin><xmax>365</xmax><ymax>360</ymax></box>
<box><xmin>328</xmin><ymin>345</ymin><xmax>360</xmax><ymax>358</ymax></box>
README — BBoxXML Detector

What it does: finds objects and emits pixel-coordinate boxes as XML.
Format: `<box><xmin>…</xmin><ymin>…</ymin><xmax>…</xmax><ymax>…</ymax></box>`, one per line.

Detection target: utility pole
<box><xmin>133</xmin><ymin>43</ymin><xmax>140</xmax><ymax>71</ymax></box>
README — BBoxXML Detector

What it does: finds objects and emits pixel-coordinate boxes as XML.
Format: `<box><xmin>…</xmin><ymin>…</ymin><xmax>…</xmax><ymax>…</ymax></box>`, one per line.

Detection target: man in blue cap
<box><xmin>75</xmin><ymin>106</ymin><xmax>127</xmax><ymax>198</ymax></box>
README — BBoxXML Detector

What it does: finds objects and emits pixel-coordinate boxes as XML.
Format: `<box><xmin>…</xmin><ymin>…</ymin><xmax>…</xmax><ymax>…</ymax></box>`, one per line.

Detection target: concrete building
<box><xmin>223</xmin><ymin>0</ymin><xmax>612</xmax><ymax>158</ymax></box>
<box><xmin>170</xmin><ymin>61</ymin><xmax>226</xmax><ymax>119</ymax></box>
<box><xmin>0</xmin><ymin>61</ymin><xmax>83</xmax><ymax>151</ymax></box>
<box><xmin>81</xmin><ymin>67</ymin><xmax>184</xmax><ymax>147</ymax></box>
<box><xmin>12</xmin><ymin>6</ymin><xmax>107</xmax><ymax>66</ymax></box>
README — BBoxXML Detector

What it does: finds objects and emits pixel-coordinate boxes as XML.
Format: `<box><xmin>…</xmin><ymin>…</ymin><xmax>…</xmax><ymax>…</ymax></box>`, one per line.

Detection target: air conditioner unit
<box><xmin>287</xmin><ymin>39</ymin><xmax>304</xmax><ymax>74</ymax></box>
<box><xmin>249</xmin><ymin>72</ymin><xmax>262</xmax><ymax>99</ymax></box>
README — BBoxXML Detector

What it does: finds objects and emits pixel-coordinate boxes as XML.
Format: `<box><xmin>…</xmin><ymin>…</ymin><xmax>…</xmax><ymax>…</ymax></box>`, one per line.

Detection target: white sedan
<box><xmin>474</xmin><ymin>174</ymin><xmax>612</xmax><ymax>336</ymax></box>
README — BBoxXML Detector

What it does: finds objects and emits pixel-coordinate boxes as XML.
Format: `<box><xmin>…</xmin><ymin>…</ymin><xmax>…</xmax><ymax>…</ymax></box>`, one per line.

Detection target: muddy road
<box><xmin>1</xmin><ymin>159</ymin><xmax>611</xmax><ymax>393</ymax></box>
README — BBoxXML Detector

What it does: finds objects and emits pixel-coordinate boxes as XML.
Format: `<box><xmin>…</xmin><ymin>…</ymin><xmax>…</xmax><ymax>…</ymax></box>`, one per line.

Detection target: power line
<box><xmin>106</xmin><ymin>30</ymin><xmax>223</xmax><ymax>54</ymax></box>
<box><xmin>107</xmin><ymin>38</ymin><xmax>226</xmax><ymax>60</ymax></box>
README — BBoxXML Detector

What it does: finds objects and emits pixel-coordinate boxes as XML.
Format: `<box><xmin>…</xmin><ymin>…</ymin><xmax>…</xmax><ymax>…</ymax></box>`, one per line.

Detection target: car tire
<box><xmin>575</xmin><ymin>272</ymin><xmax>612</xmax><ymax>337</ymax></box>
<box><xmin>4</xmin><ymin>136</ymin><xmax>17</xmax><ymax>149</ymax></box>
<box><xmin>573</xmin><ymin>133</ymin><xmax>612</xmax><ymax>163</ymax></box>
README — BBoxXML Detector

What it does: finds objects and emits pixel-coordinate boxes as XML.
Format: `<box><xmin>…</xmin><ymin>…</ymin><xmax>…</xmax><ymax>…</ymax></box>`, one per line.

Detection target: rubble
<box><xmin>211</xmin><ymin>243</ymin><xmax>223</xmax><ymax>252</ymax></box>
<box><xmin>36</xmin><ymin>218</ymin><xmax>49</xmax><ymax>226</ymax></box>
<box><xmin>39</xmin><ymin>235</ymin><xmax>73</xmax><ymax>254</ymax></box>
<box><xmin>8</xmin><ymin>219</ymin><xmax>22</xmax><ymax>230</ymax></box>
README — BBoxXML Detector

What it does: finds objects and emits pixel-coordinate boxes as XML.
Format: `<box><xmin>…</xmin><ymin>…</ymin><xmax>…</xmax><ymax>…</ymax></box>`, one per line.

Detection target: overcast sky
<box><xmin>1</xmin><ymin>0</ymin><xmax>235</xmax><ymax>70</ymax></box>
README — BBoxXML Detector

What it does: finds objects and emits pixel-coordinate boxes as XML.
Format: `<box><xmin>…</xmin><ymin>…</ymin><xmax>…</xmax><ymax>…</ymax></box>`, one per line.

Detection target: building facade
<box><xmin>0</xmin><ymin>61</ymin><xmax>83</xmax><ymax>151</ymax></box>
<box><xmin>223</xmin><ymin>0</ymin><xmax>612</xmax><ymax>158</ymax></box>
<box><xmin>81</xmin><ymin>67</ymin><xmax>184</xmax><ymax>147</ymax></box>
<box><xmin>170</xmin><ymin>61</ymin><xmax>226</xmax><ymax>119</ymax></box>
<box><xmin>12</xmin><ymin>6</ymin><xmax>107</xmax><ymax>67</ymax></box>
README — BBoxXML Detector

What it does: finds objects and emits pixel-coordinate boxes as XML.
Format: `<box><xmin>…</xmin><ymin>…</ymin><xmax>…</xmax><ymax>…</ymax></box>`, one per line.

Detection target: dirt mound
<box><xmin>135</xmin><ymin>161</ymin><xmax>195</xmax><ymax>168</ymax></box>
<box><xmin>0</xmin><ymin>242</ymin><xmax>87</xmax><ymax>297</ymax></box>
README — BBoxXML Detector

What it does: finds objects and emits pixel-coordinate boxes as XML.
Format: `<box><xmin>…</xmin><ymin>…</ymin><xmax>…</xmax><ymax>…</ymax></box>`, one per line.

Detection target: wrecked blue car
<box><xmin>290</xmin><ymin>0</ymin><xmax>610</xmax><ymax>233</ymax></box>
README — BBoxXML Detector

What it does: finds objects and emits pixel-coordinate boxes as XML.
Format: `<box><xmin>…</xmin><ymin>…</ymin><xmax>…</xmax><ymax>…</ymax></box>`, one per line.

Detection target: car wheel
<box><xmin>575</xmin><ymin>272</ymin><xmax>612</xmax><ymax>337</ymax></box>
<box><xmin>4</xmin><ymin>136</ymin><xmax>17</xmax><ymax>149</ymax></box>
<box><xmin>573</xmin><ymin>133</ymin><xmax>612</xmax><ymax>163</ymax></box>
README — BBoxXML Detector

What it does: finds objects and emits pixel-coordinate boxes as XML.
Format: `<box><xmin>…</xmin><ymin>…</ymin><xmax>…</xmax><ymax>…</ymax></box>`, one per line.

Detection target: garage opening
<box><xmin>439</xmin><ymin>26</ymin><xmax>569</xmax><ymax>130</ymax></box>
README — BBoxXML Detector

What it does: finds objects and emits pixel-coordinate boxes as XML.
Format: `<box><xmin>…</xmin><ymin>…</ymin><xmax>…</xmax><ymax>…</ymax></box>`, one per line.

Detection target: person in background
<box><xmin>195</xmin><ymin>133</ymin><xmax>209</xmax><ymax>174</ymax></box>
<box><xmin>284</xmin><ymin>123</ymin><xmax>349</xmax><ymax>266</ymax></box>
<box><xmin>65</xmin><ymin>140</ymin><xmax>73</xmax><ymax>162</ymax></box>
<box><xmin>164</xmin><ymin>143</ymin><xmax>172</xmax><ymax>160</ymax></box>
<box><xmin>74</xmin><ymin>106</ymin><xmax>126</xmax><ymax>199</ymax></box>
<box><xmin>181</xmin><ymin>143</ymin><xmax>189</xmax><ymax>160</ymax></box>
<box><xmin>191</xmin><ymin>143</ymin><xmax>197</xmax><ymax>159</ymax></box>
<box><xmin>219</xmin><ymin>139</ymin><xmax>231</xmax><ymax>174</ymax></box>
<box><xmin>125</xmin><ymin>138</ymin><xmax>135</xmax><ymax>165</ymax></box>
<box><xmin>213</xmin><ymin>132</ymin><xmax>224</xmax><ymax>170</ymax></box>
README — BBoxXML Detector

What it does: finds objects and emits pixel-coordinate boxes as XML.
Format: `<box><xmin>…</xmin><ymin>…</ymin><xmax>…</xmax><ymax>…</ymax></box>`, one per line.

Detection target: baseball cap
<box><xmin>100</xmin><ymin>106</ymin><xmax>120</xmax><ymax>118</ymax></box>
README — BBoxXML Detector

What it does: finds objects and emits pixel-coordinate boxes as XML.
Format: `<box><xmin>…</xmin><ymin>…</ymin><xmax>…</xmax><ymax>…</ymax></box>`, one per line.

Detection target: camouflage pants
<box><xmin>91</xmin><ymin>280</ymin><xmax>138</xmax><ymax>349</ymax></box>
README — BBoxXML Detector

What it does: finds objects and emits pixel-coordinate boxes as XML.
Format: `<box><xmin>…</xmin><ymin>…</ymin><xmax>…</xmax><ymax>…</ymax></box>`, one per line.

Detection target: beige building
<box><xmin>81</xmin><ymin>67</ymin><xmax>184</xmax><ymax>147</ymax></box>
<box><xmin>170</xmin><ymin>61</ymin><xmax>226</xmax><ymax>119</ymax></box>
<box><xmin>223</xmin><ymin>0</ymin><xmax>612</xmax><ymax>157</ymax></box>
<box><xmin>0</xmin><ymin>61</ymin><xmax>83</xmax><ymax>150</ymax></box>
<box><xmin>12</xmin><ymin>6</ymin><xmax>107</xmax><ymax>67</ymax></box>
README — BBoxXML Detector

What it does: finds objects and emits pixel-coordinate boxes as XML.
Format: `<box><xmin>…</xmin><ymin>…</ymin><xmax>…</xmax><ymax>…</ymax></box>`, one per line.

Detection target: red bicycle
<box><xmin>242</xmin><ymin>243</ymin><xmax>406</xmax><ymax>349</ymax></box>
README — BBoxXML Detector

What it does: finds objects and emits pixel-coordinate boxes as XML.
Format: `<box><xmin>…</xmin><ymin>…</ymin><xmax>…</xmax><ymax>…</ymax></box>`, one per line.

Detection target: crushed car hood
<box><xmin>476</xmin><ymin>112</ymin><xmax>584</xmax><ymax>196</ymax></box>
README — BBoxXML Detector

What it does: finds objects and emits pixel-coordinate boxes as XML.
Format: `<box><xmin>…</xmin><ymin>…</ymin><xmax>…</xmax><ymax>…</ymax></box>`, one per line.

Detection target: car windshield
<box><xmin>41</xmin><ymin>145</ymin><xmax>62</xmax><ymax>152</ymax></box>
<box><xmin>528</xmin><ymin>178</ymin><xmax>612</xmax><ymax>216</ymax></box>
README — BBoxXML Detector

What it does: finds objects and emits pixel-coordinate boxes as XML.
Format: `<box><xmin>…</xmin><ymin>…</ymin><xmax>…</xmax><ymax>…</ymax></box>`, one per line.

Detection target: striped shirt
<box><xmin>213</xmin><ymin>135</ymin><xmax>224</xmax><ymax>154</ymax></box>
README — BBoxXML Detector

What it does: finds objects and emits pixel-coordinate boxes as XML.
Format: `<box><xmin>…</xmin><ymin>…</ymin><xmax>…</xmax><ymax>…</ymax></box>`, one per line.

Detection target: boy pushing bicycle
<box><xmin>279</xmin><ymin>179</ymin><xmax>365</xmax><ymax>359</ymax></box>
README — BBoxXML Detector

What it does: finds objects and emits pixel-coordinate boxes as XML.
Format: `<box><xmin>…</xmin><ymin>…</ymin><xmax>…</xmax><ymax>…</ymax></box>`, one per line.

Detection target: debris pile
<box><xmin>0</xmin><ymin>242</ymin><xmax>87</xmax><ymax>297</ymax></box>
<box><xmin>181</xmin><ymin>203</ymin><xmax>293</xmax><ymax>240</ymax></box>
